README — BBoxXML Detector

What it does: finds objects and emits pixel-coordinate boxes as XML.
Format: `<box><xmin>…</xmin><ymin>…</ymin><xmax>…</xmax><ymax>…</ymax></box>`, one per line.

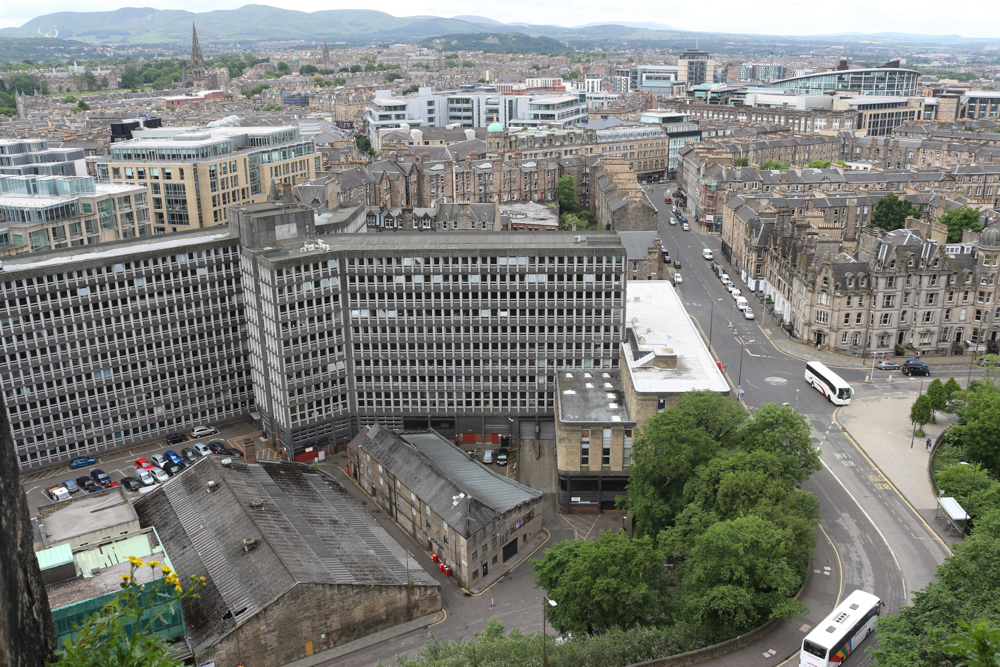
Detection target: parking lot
<box><xmin>21</xmin><ymin>417</ymin><xmax>265</xmax><ymax>516</ymax></box>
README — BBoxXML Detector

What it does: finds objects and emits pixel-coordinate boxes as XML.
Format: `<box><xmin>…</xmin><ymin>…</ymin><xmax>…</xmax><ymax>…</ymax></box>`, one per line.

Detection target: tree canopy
<box><xmin>532</xmin><ymin>530</ymin><xmax>673</xmax><ymax>635</ymax></box>
<box><xmin>868</xmin><ymin>193</ymin><xmax>920</xmax><ymax>233</ymax></box>
<box><xmin>938</xmin><ymin>205</ymin><xmax>982</xmax><ymax>244</ymax></box>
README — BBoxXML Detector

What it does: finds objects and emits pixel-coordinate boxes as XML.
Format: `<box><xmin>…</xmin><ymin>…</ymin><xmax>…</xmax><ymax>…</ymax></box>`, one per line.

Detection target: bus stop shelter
<box><xmin>936</xmin><ymin>496</ymin><xmax>970</xmax><ymax>537</ymax></box>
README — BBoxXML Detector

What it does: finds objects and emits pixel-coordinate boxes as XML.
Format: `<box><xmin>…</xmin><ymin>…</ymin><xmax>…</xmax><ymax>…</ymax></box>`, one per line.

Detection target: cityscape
<box><xmin>2</xmin><ymin>5</ymin><xmax>1000</xmax><ymax>667</ymax></box>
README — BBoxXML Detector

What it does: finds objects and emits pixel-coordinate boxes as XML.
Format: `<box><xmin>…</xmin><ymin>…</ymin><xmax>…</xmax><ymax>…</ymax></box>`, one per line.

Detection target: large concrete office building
<box><xmin>235</xmin><ymin>203</ymin><xmax>625</xmax><ymax>459</ymax></box>
<box><xmin>0</xmin><ymin>231</ymin><xmax>253</xmax><ymax>469</ymax></box>
<box><xmin>1</xmin><ymin>204</ymin><xmax>625</xmax><ymax>469</ymax></box>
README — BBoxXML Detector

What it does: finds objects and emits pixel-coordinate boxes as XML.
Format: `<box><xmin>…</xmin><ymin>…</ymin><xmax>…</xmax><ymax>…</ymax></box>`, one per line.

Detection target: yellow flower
<box><xmin>121</xmin><ymin>573</ymin><xmax>131</xmax><ymax>581</ymax></box>
<box><xmin>174</xmin><ymin>585</ymin><xmax>182</xmax><ymax>593</ymax></box>
<box><xmin>199</xmin><ymin>576</ymin><xmax>206</xmax><ymax>583</ymax></box>
<box><xmin>147</xmin><ymin>560</ymin><xmax>160</xmax><ymax>569</ymax></box>
<box><xmin>165</xmin><ymin>573</ymin><xmax>179</xmax><ymax>586</ymax></box>
<box><xmin>127</xmin><ymin>556</ymin><xmax>144</xmax><ymax>567</ymax></box>
<box><xmin>159</xmin><ymin>565</ymin><xmax>172</xmax><ymax>575</ymax></box>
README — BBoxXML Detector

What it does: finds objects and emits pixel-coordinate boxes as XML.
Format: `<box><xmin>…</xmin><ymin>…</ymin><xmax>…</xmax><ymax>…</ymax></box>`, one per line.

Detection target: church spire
<box><xmin>190</xmin><ymin>23</ymin><xmax>205</xmax><ymax>79</ymax></box>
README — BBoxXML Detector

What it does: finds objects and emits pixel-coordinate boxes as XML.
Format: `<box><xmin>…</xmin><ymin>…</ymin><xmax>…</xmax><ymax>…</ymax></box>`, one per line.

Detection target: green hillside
<box><xmin>0</xmin><ymin>37</ymin><xmax>106</xmax><ymax>63</ymax></box>
<box><xmin>422</xmin><ymin>33</ymin><xmax>568</xmax><ymax>54</ymax></box>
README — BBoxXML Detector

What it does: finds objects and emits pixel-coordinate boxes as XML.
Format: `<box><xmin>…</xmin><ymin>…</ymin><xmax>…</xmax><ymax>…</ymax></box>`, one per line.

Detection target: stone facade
<box><xmin>206</xmin><ymin>582</ymin><xmax>439</xmax><ymax>667</ymax></box>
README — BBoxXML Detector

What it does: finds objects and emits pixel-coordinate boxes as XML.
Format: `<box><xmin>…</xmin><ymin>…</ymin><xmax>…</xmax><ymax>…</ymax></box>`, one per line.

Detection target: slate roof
<box><xmin>357</xmin><ymin>425</ymin><xmax>541</xmax><ymax>538</ymax></box>
<box><xmin>134</xmin><ymin>457</ymin><xmax>435</xmax><ymax>652</ymax></box>
<box><xmin>618</xmin><ymin>231</ymin><xmax>659</xmax><ymax>261</ymax></box>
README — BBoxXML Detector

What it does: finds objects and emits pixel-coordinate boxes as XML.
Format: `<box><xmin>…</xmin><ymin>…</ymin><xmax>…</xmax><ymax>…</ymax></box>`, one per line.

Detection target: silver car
<box><xmin>743</xmin><ymin>308</ymin><xmax>755</xmax><ymax>320</ymax></box>
<box><xmin>149</xmin><ymin>466</ymin><xmax>169</xmax><ymax>483</ymax></box>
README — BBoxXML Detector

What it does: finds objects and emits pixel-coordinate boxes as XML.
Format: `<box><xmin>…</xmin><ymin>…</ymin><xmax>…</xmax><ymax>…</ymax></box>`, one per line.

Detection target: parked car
<box><xmin>681</xmin><ymin>222</ymin><xmax>690</xmax><ymax>231</ymax></box>
<box><xmin>191</xmin><ymin>425</ymin><xmax>218</xmax><ymax>438</ymax></box>
<box><xmin>162</xmin><ymin>461</ymin><xmax>183</xmax><ymax>477</ymax></box>
<box><xmin>69</xmin><ymin>456</ymin><xmax>95</xmax><ymax>470</ymax></box>
<box><xmin>90</xmin><ymin>469</ymin><xmax>111</xmax><ymax>487</ymax></box>
<box><xmin>661</xmin><ymin>252</ymin><xmax>671</xmax><ymax>265</ymax></box>
<box><xmin>149</xmin><ymin>466</ymin><xmax>169</xmax><ymax>483</ymax></box>
<box><xmin>181</xmin><ymin>447</ymin><xmax>197</xmax><ymax>462</ymax></box>
<box><xmin>166</xmin><ymin>433</ymin><xmax>187</xmax><ymax>445</ymax></box>
<box><xmin>46</xmin><ymin>486</ymin><xmax>71</xmax><ymax>502</ymax></box>
<box><xmin>743</xmin><ymin>307</ymin><xmax>756</xmax><ymax>320</ymax></box>
<box><xmin>725</xmin><ymin>282</ymin><xmax>737</xmax><ymax>293</ymax></box>
<box><xmin>680</xmin><ymin>216</ymin><xmax>689</xmax><ymax>224</ymax></box>
<box><xmin>978</xmin><ymin>354</ymin><xmax>1000</xmax><ymax>367</ymax></box>
<box><xmin>731</xmin><ymin>288</ymin><xmax>742</xmax><ymax>300</ymax></box>
<box><xmin>875</xmin><ymin>359</ymin><xmax>900</xmax><ymax>371</ymax></box>
<box><xmin>121</xmin><ymin>478</ymin><xmax>141</xmax><ymax>492</ymax></box>
<box><xmin>164</xmin><ymin>450</ymin><xmax>184</xmax><ymax>465</ymax></box>
<box><xmin>221</xmin><ymin>448</ymin><xmax>244</xmax><ymax>459</ymax></box>
<box><xmin>673</xmin><ymin>273</ymin><xmax>683</xmax><ymax>285</ymax></box>
<box><xmin>719</xmin><ymin>272</ymin><xmax>729</xmax><ymax>283</ymax></box>
<box><xmin>134</xmin><ymin>468</ymin><xmax>155</xmax><ymax>486</ymax></box>
<box><xmin>60</xmin><ymin>479</ymin><xmax>79</xmax><ymax>494</ymax></box>
<box><xmin>496</xmin><ymin>448</ymin><xmax>509</xmax><ymax>466</ymax></box>
<box><xmin>104</xmin><ymin>480</ymin><xmax>120</xmax><ymax>489</ymax></box>
<box><xmin>902</xmin><ymin>360</ymin><xmax>931</xmax><ymax>376</ymax></box>
<box><xmin>194</xmin><ymin>442</ymin><xmax>213</xmax><ymax>457</ymax></box>
<box><xmin>482</xmin><ymin>449</ymin><xmax>495</xmax><ymax>464</ymax></box>
<box><xmin>703</xmin><ymin>249</ymin><xmax>715</xmax><ymax>260</ymax></box>
<box><xmin>151</xmin><ymin>454</ymin><xmax>170</xmax><ymax>469</ymax></box>
<box><xmin>206</xmin><ymin>440</ymin><xmax>228</xmax><ymax>454</ymax></box>
<box><xmin>75</xmin><ymin>476</ymin><xmax>96</xmax><ymax>491</ymax></box>
<box><xmin>674</xmin><ymin>260</ymin><xmax>681</xmax><ymax>270</ymax></box>
<box><xmin>134</xmin><ymin>458</ymin><xmax>153</xmax><ymax>471</ymax></box>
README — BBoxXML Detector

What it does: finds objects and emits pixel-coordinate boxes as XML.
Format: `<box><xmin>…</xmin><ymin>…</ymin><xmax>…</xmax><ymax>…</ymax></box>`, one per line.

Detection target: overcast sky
<box><xmin>1</xmin><ymin>0</ymin><xmax>996</xmax><ymax>39</ymax></box>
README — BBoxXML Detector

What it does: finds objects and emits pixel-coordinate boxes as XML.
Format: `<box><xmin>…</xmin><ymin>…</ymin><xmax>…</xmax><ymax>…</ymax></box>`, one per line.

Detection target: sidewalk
<box><xmin>283</xmin><ymin>611</ymin><xmax>444</xmax><ymax>667</ymax></box>
<box><xmin>835</xmin><ymin>394</ymin><xmax>961</xmax><ymax>536</ymax></box>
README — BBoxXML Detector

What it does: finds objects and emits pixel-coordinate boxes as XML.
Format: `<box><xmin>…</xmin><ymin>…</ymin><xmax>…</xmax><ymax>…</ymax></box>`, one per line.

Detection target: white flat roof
<box><xmin>624</xmin><ymin>281</ymin><xmax>730</xmax><ymax>394</ymax></box>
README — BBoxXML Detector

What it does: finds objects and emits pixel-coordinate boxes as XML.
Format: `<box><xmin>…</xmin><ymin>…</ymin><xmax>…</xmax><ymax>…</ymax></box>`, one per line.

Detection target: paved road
<box><xmin>650</xmin><ymin>185</ymin><xmax>954</xmax><ymax>665</ymax></box>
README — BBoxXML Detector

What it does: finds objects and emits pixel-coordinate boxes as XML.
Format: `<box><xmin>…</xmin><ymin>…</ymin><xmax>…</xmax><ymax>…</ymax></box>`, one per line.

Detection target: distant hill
<box><xmin>0</xmin><ymin>5</ymin><xmax>994</xmax><ymax>49</ymax></box>
<box><xmin>423</xmin><ymin>32</ymin><xmax>568</xmax><ymax>54</ymax></box>
<box><xmin>0</xmin><ymin>36</ymin><xmax>106</xmax><ymax>62</ymax></box>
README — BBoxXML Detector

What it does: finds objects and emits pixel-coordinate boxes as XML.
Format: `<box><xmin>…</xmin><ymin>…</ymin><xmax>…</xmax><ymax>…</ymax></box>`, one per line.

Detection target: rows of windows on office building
<box><xmin>0</xmin><ymin>243</ymin><xmax>252</xmax><ymax>468</ymax></box>
<box><xmin>0</xmin><ymin>223</ymin><xmax>627</xmax><ymax>469</ymax></box>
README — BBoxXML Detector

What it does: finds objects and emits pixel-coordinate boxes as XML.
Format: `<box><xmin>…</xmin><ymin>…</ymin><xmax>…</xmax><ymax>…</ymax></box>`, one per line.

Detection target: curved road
<box><xmin>651</xmin><ymin>184</ymin><xmax>953</xmax><ymax>664</ymax></box>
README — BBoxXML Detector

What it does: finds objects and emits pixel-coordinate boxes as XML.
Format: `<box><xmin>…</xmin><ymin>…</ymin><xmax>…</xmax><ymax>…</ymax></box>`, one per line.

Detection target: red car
<box><xmin>135</xmin><ymin>458</ymin><xmax>154</xmax><ymax>470</ymax></box>
<box><xmin>664</xmin><ymin>196</ymin><xmax>672</xmax><ymax>204</ymax></box>
<box><xmin>104</xmin><ymin>480</ymin><xmax>120</xmax><ymax>489</ymax></box>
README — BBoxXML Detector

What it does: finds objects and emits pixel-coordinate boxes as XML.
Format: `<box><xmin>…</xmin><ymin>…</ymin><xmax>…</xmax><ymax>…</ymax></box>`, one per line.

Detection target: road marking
<box><xmin>821</xmin><ymin>459</ymin><xmax>907</xmax><ymax>600</ymax></box>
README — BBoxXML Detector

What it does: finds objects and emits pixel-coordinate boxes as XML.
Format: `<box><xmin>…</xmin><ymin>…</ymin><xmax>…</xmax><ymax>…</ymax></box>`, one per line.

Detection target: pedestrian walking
<box><xmin>926</xmin><ymin>438</ymin><xmax>932</xmax><ymax>451</ymax></box>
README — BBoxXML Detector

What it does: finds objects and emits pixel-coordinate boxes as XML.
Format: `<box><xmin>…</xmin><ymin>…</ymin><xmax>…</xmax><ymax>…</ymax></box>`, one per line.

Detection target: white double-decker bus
<box><xmin>799</xmin><ymin>590</ymin><xmax>883</xmax><ymax>666</ymax></box>
<box><xmin>805</xmin><ymin>361</ymin><xmax>854</xmax><ymax>405</ymax></box>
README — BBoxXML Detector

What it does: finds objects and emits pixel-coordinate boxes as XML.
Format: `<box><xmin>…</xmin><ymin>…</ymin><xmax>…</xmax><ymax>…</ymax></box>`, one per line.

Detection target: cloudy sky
<box><xmin>0</xmin><ymin>0</ymin><xmax>995</xmax><ymax>38</ymax></box>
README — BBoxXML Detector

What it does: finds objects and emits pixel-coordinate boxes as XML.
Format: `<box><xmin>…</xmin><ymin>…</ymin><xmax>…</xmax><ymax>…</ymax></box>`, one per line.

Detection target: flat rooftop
<box><xmin>623</xmin><ymin>280</ymin><xmax>730</xmax><ymax>395</ymax></box>
<box><xmin>557</xmin><ymin>370</ymin><xmax>632</xmax><ymax>424</ymax></box>
<box><xmin>38</xmin><ymin>487</ymin><xmax>138</xmax><ymax>547</ymax></box>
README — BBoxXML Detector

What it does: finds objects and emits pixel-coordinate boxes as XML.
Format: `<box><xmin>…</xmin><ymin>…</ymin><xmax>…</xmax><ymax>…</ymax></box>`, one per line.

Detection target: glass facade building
<box><xmin>771</xmin><ymin>68</ymin><xmax>920</xmax><ymax>97</ymax></box>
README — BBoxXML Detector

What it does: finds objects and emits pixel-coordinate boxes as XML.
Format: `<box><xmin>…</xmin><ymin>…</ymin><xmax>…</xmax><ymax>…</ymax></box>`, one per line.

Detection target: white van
<box><xmin>736</xmin><ymin>296</ymin><xmax>748</xmax><ymax>311</ymax></box>
<box><xmin>673</xmin><ymin>273</ymin><xmax>683</xmax><ymax>285</ymax></box>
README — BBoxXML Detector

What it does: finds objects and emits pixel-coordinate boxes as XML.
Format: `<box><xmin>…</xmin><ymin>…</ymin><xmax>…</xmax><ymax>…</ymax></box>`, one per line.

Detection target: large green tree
<box><xmin>927</xmin><ymin>378</ymin><xmax>948</xmax><ymax>420</ymax></box>
<box><xmin>679</xmin><ymin>515</ymin><xmax>808</xmax><ymax>638</ymax></box>
<box><xmin>555</xmin><ymin>174</ymin><xmax>580</xmax><ymax>216</ymax></box>
<box><xmin>868</xmin><ymin>193</ymin><xmax>920</xmax><ymax>233</ymax></box>
<box><xmin>736</xmin><ymin>403</ymin><xmax>820</xmax><ymax>483</ymax></box>
<box><xmin>532</xmin><ymin>530</ymin><xmax>674</xmax><ymax>635</ymax></box>
<box><xmin>962</xmin><ymin>387</ymin><xmax>1000</xmax><ymax>477</ymax></box>
<box><xmin>938</xmin><ymin>205</ymin><xmax>982</xmax><ymax>243</ymax></box>
<box><xmin>624</xmin><ymin>391</ymin><xmax>747</xmax><ymax>537</ymax></box>
<box><xmin>119</xmin><ymin>65</ymin><xmax>142</xmax><ymax>90</ymax></box>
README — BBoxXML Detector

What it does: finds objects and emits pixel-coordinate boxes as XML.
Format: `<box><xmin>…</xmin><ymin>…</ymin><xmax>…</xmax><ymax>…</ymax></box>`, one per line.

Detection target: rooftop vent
<box><xmin>250</xmin><ymin>499</ymin><xmax>264</xmax><ymax>508</ymax></box>
<box><xmin>243</xmin><ymin>537</ymin><xmax>257</xmax><ymax>552</ymax></box>
<box><xmin>220</xmin><ymin>458</ymin><xmax>233</xmax><ymax>466</ymax></box>
<box><xmin>206</xmin><ymin>480</ymin><xmax>217</xmax><ymax>493</ymax></box>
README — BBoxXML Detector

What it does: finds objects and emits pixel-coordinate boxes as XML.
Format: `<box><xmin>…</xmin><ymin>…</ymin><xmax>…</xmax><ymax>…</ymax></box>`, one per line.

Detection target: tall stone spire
<box><xmin>191</xmin><ymin>23</ymin><xmax>205</xmax><ymax>80</ymax></box>
<box><xmin>323</xmin><ymin>41</ymin><xmax>330</xmax><ymax>66</ymax></box>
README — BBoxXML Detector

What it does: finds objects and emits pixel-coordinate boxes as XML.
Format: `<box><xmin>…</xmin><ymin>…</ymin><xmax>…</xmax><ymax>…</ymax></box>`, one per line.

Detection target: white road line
<box><xmin>821</xmin><ymin>459</ymin><xmax>907</xmax><ymax>600</ymax></box>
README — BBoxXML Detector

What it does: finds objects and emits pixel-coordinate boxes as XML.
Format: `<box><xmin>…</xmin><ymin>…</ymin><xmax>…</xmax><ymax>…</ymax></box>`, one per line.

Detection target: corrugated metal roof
<box><xmin>36</xmin><ymin>543</ymin><xmax>73</xmax><ymax>571</ymax></box>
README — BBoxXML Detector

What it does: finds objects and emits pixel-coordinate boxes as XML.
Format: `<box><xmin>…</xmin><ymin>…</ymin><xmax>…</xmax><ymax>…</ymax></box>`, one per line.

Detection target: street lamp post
<box><xmin>738</xmin><ymin>339</ymin><xmax>755</xmax><ymax>387</ymax></box>
<box><xmin>709</xmin><ymin>297</ymin><xmax>723</xmax><ymax>351</ymax></box>
<box><xmin>542</xmin><ymin>597</ymin><xmax>558</xmax><ymax>667</ymax></box>
<box><xmin>967</xmin><ymin>340</ymin><xmax>977</xmax><ymax>386</ymax></box>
